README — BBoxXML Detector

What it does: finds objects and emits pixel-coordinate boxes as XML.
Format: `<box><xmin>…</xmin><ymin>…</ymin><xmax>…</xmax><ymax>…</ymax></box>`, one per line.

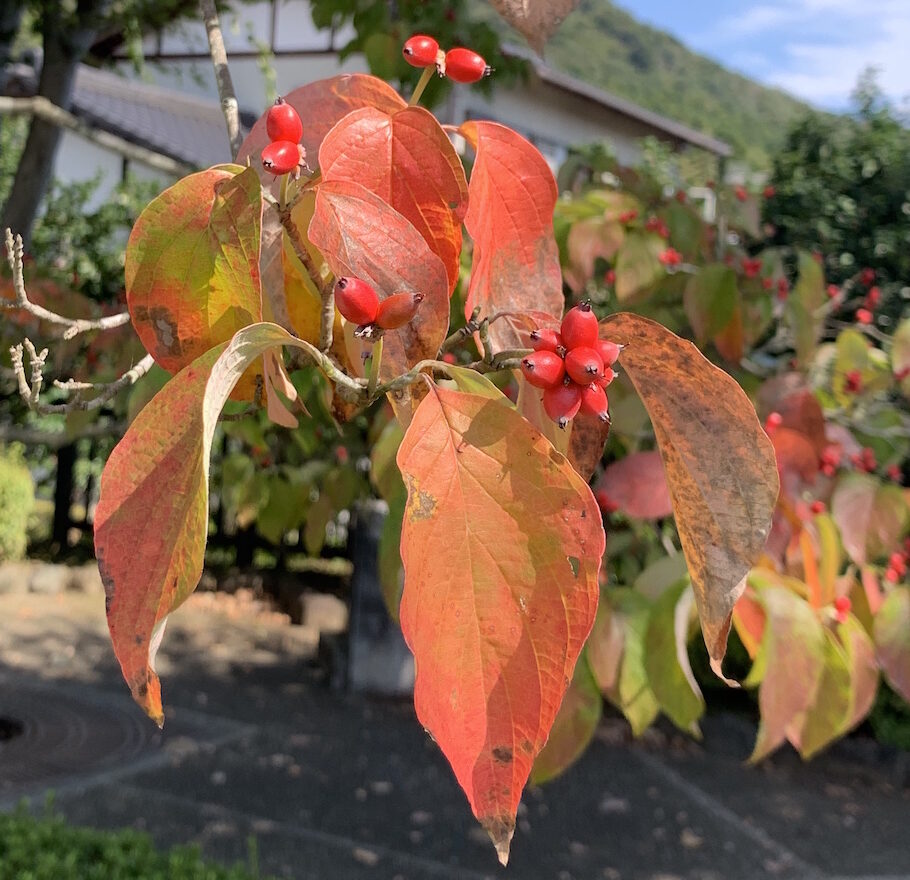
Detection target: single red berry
<box><xmin>376</xmin><ymin>291</ymin><xmax>425</xmax><ymax>329</ymax></box>
<box><xmin>833</xmin><ymin>595</ymin><xmax>851</xmax><ymax>622</ymax></box>
<box><xmin>444</xmin><ymin>48</ymin><xmax>491</xmax><ymax>84</ymax></box>
<box><xmin>865</xmin><ymin>286</ymin><xmax>881</xmax><ymax>308</ymax></box>
<box><xmin>861</xmin><ymin>268</ymin><xmax>875</xmax><ymax>286</ymax></box>
<box><xmin>742</xmin><ymin>258</ymin><xmax>762</xmax><ymax>278</ymax></box>
<box><xmin>605</xmin><ymin>269</ymin><xmax>616</xmax><ymax>284</ymax></box>
<box><xmin>560</xmin><ymin>302</ymin><xmax>598</xmax><ymax>349</ymax></box>
<box><xmin>762</xmin><ymin>278</ymin><xmax>773</xmax><ymax>290</ymax></box>
<box><xmin>617</xmin><ymin>210</ymin><xmax>638</xmax><ymax>224</ymax></box>
<box><xmin>402</xmin><ymin>34</ymin><xmax>439</xmax><ymax>67</ymax></box>
<box><xmin>887</xmin><ymin>463</ymin><xmax>902</xmax><ymax>482</ymax></box>
<box><xmin>266</xmin><ymin>97</ymin><xmax>303</xmax><ymax>144</ymax></box>
<box><xmin>889</xmin><ymin>552</ymin><xmax>907</xmax><ymax>576</ymax></box>
<box><xmin>334</xmin><ymin>277</ymin><xmax>380</xmax><ymax>325</ymax></box>
<box><xmin>777</xmin><ymin>277</ymin><xmax>789</xmax><ymax>299</ymax></box>
<box><xmin>529</xmin><ymin>327</ymin><xmax>563</xmax><ymax>353</ymax></box>
<box><xmin>261</xmin><ymin>140</ymin><xmax>302</xmax><ymax>175</ymax></box>
<box><xmin>856</xmin><ymin>308</ymin><xmax>873</xmax><ymax>325</ymax></box>
<box><xmin>658</xmin><ymin>247</ymin><xmax>682</xmax><ymax>267</ymax></box>
<box><xmin>596</xmin><ymin>339</ymin><xmax>622</xmax><ymax>367</ymax></box>
<box><xmin>885</xmin><ymin>566</ymin><xmax>901</xmax><ymax>584</ymax></box>
<box><xmin>543</xmin><ymin>382</ymin><xmax>583</xmax><ymax>428</ymax></box>
<box><xmin>844</xmin><ymin>369</ymin><xmax>862</xmax><ymax>394</ymax></box>
<box><xmin>520</xmin><ymin>351</ymin><xmax>565</xmax><ymax>389</ymax></box>
<box><xmin>596</xmin><ymin>366</ymin><xmax>617</xmax><ymax>389</ymax></box>
<box><xmin>579</xmin><ymin>382</ymin><xmax>610</xmax><ymax>423</ymax></box>
<box><xmin>735</xmin><ymin>185</ymin><xmax>747</xmax><ymax>202</ymax></box>
<box><xmin>442</xmin><ymin>352</ymin><xmax>457</xmax><ymax>365</ymax></box>
<box><xmin>810</xmin><ymin>500</ymin><xmax>826</xmax><ymax>514</ymax></box>
<box><xmin>765</xmin><ymin>411</ymin><xmax>783</xmax><ymax>433</ymax></box>
<box><xmin>565</xmin><ymin>346</ymin><xmax>604</xmax><ymax>385</ymax></box>
<box><xmin>763</xmin><ymin>185</ymin><xmax>776</xmax><ymax>199</ymax></box>
<box><xmin>827</xmin><ymin>284</ymin><xmax>840</xmax><ymax>298</ymax></box>
<box><xmin>595</xmin><ymin>489</ymin><xmax>619</xmax><ymax>514</ymax></box>
<box><xmin>335</xmin><ymin>446</ymin><xmax>349</xmax><ymax>465</ymax></box>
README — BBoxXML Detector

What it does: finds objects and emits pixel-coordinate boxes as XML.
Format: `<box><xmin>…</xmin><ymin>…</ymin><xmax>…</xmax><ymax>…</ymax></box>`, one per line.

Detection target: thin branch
<box><xmin>200</xmin><ymin>0</ymin><xmax>243</xmax><ymax>160</ymax></box>
<box><xmin>440</xmin><ymin>306</ymin><xmax>482</xmax><ymax>354</ymax></box>
<box><xmin>0</xmin><ymin>421</ymin><xmax>124</xmax><ymax>449</ymax></box>
<box><xmin>277</xmin><ymin>205</ymin><xmax>335</xmax><ymax>352</ymax></box>
<box><xmin>3</xmin><ymin>229</ymin><xmax>131</xmax><ymax>339</ymax></box>
<box><xmin>0</xmin><ymin>96</ymin><xmax>192</xmax><ymax>177</ymax></box>
<box><xmin>9</xmin><ymin>341</ymin><xmax>154</xmax><ymax>414</ymax></box>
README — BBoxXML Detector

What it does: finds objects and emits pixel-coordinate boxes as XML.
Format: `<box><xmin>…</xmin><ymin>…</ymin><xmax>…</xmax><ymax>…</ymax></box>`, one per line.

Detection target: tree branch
<box><xmin>9</xmin><ymin>339</ymin><xmax>154</xmax><ymax>414</ymax></box>
<box><xmin>199</xmin><ymin>0</ymin><xmax>243</xmax><ymax>160</ymax></box>
<box><xmin>3</xmin><ymin>228</ymin><xmax>132</xmax><ymax>339</ymax></box>
<box><xmin>0</xmin><ymin>96</ymin><xmax>192</xmax><ymax>177</ymax></box>
<box><xmin>0</xmin><ymin>420</ymin><xmax>124</xmax><ymax>449</ymax></box>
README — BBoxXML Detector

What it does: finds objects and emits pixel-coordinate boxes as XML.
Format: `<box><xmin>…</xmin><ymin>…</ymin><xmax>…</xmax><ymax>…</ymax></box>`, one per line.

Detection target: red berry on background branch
<box><xmin>565</xmin><ymin>346</ymin><xmax>604</xmax><ymax>385</ymax></box>
<box><xmin>579</xmin><ymin>382</ymin><xmax>610</xmax><ymax>423</ymax></box>
<box><xmin>658</xmin><ymin>247</ymin><xmax>681</xmax><ymax>267</ymax></box>
<box><xmin>861</xmin><ymin>267</ymin><xmax>876</xmax><ymax>286</ymax></box>
<box><xmin>334</xmin><ymin>277</ymin><xmax>380</xmax><ymax>325</ymax></box>
<box><xmin>444</xmin><ymin>48</ymin><xmax>492</xmax><ymax>84</ymax></box>
<box><xmin>856</xmin><ymin>308</ymin><xmax>873</xmax><ymax>325</ymax></box>
<box><xmin>266</xmin><ymin>97</ymin><xmax>303</xmax><ymax>144</ymax></box>
<box><xmin>844</xmin><ymin>369</ymin><xmax>863</xmax><ymax>394</ymax></box>
<box><xmin>560</xmin><ymin>302</ymin><xmax>598</xmax><ymax>350</ymax></box>
<box><xmin>810</xmin><ymin>500</ymin><xmax>826</xmax><ymax>514</ymax></box>
<box><xmin>261</xmin><ymin>141</ymin><xmax>303</xmax><ymax>176</ymax></box>
<box><xmin>402</xmin><ymin>34</ymin><xmax>440</xmax><ymax>68</ymax></box>
<box><xmin>742</xmin><ymin>258</ymin><xmax>762</xmax><ymax>278</ymax></box>
<box><xmin>543</xmin><ymin>382</ymin><xmax>582</xmax><ymax>429</ymax></box>
<box><xmin>833</xmin><ymin>595</ymin><xmax>851</xmax><ymax>623</ymax></box>
<box><xmin>764</xmin><ymin>411</ymin><xmax>783</xmax><ymax>433</ymax></box>
<box><xmin>529</xmin><ymin>327</ymin><xmax>563</xmax><ymax>353</ymax></box>
<box><xmin>735</xmin><ymin>185</ymin><xmax>748</xmax><ymax>202</ymax></box>
<box><xmin>375</xmin><ymin>291</ymin><xmax>425</xmax><ymax>330</ymax></box>
<box><xmin>865</xmin><ymin>286</ymin><xmax>881</xmax><ymax>308</ymax></box>
<box><xmin>521</xmin><ymin>351</ymin><xmax>565</xmax><ymax>389</ymax></box>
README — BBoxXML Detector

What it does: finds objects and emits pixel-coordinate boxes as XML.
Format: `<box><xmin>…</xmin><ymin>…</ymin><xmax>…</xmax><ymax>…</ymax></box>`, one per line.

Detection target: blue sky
<box><xmin>611</xmin><ymin>0</ymin><xmax>910</xmax><ymax>110</ymax></box>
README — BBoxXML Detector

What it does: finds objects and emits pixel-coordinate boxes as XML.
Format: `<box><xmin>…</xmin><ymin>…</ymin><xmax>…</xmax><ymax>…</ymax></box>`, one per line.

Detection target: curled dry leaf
<box><xmin>601</xmin><ymin>312</ymin><xmax>779</xmax><ymax>675</ymax></box>
<box><xmin>488</xmin><ymin>0</ymin><xmax>580</xmax><ymax>53</ymax></box>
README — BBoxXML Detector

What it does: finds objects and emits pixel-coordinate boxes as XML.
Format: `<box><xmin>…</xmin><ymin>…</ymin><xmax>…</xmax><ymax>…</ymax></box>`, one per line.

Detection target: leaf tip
<box><xmin>709</xmin><ymin>656</ymin><xmax>741</xmax><ymax>688</ymax></box>
<box><xmin>482</xmin><ymin>816</ymin><xmax>514</xmax><ymax>866</ymax></box>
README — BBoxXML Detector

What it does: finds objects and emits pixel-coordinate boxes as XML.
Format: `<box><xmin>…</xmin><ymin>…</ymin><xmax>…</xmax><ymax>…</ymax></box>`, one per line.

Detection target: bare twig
<box><xmin>200</xmin><ymin>0</ymin><xmax>243</xmax><ymax>160</ymax></box>
<box><xmin>0</xmin><ymin>97</ymin><xmax>192</xmax><ymax>176</ymax></box>
<box><xmin>277</xmin><ymin>205</ymin><xmax>335</xmax><ymax>352</ymax></box>
<box><xmin>440</xmin><ymin>306</ymin><xmax>482</xmax><ymax>354</ymax></box>
<box><xmin>3</xmin><ymin>229</ymin><xmax>131</xmax><ymax>339</ymax></box>
<box><xmin>9</xmin><ymin>341</ymin><xmax>154</xmax><ymax>414</ymax></box>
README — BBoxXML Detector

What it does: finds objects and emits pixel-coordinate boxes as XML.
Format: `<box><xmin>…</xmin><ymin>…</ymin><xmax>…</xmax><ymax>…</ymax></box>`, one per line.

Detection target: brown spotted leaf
<box><xmin>601</xmin><ymin>312</ymin><xmax>779</xmax><ymax>673</ymax></box>
<box><xmin>488</xmin><ymin>0</ymin><xmax>580</xmax><ymax>53</ymax></box>
<box><xmin>396</xmin><ymin>383</ymin><xmax>604</xmax><ymax>864</ymax></box>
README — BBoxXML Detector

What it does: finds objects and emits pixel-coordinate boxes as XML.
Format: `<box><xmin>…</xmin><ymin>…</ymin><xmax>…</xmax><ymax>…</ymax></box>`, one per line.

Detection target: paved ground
<box><xmin>1</xmin><ymin>589</ymin><xmax>909</xmax><ymax>880</ymax></box>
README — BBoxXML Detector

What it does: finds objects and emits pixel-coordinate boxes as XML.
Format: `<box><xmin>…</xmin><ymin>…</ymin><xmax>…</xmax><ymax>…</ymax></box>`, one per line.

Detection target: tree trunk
<box><xmin>52</xmin><ymin>442</ymin><xmax>76</xmax><ymax>547</ymax></box>
<box><xmin>0</xmin><ymin>1</ymin><xmax>109</xmax><ymax>248</ymax></box>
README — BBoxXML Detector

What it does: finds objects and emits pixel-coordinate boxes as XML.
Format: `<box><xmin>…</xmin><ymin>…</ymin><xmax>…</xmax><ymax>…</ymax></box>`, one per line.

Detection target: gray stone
<box><xmin>28</xmin><ymin>562</ymin><xmax>69</xmax><ymax>595</ymax></box>
<box><xmin>67</xmin><ymin>562</ymin><xmax>105</xmax><ymax>595</ymax></box>
<box><xmin>299</xmin><ymin>592</ymin><xmax>348</xmax><ymax>635</ymax></box>
<box><xmin>0</xmin><ymin>561</ymin><xmax>35</xmax><ymax>595</ymax></box>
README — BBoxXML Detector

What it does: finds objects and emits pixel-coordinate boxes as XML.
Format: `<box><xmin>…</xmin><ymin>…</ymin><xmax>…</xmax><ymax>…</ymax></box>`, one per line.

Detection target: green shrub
<box><xmin>0</xmin><ymin>443</ymin><xmax>34</xmax><ymax>562</ymax></box>
<box><xmin>0</xmin><ymin>806</ymin><xmax>273</xmax><ymax>880</ymax></box>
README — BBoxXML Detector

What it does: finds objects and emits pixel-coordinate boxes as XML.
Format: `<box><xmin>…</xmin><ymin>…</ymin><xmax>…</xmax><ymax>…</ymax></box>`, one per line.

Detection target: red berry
<box><xmin>617</xmin><ymin>210</ymin><xmax>638</xmax><ymax>224</ymax></box>
<box><xmin>579</xmin><ymin>382</ymin><xmax>610</xmax><ymax>423</ymax></box>
<box><xmin>827</xmin><ymin>284</ymin><xmax>840</xmax><ymax>298</ymax></box>
<box><xmin>885</xmin><ymin>566</ymin><xmax>900</xmax><ymax>584</ymax></box>
<box><xmin>444</xmin><ymin>48</ymin><xmax>491</xmax><ymax>84</ymax></box>
<box><xmin>442</xmin><ymin>352</ymin><xmax>457</xmax><ymax>365</ymax></box>
<box><xmin>520</xmin><ymin>351</ymin><xmax>565</xmax><ymax>389</ymax></box>
<box><xmin>810</xmin><ymin>500</ymin><xmax>826</xmax><ymax>514</ymax></box>
<box><xmin>402</xmin><ymin>34</ymin><xmax>439</xmax><ymax>67</ymax></box>
<box><xmin>742</xmin><ymin>258</ymin><xmax>762</xmax><ymax>278</ymax></box>
<box><xmin>763</xmin><ymin>185</ymin><xmax>776</xmax><ymax>199</ymax></box>
<box><xmin>543</xmin><ymin>382</ymin><xmax>582</xmax><ymax>428</ymax></box>
<box><xmin>861</xmin><ymin>268</ymin><xmax>875</xmax><ymax>286</ymax></box>
<box><xmin>844</xmin><ymin>369</ymin><xmax>862</xmax><ymax>393</ymax></box>
<box><xmin>595</xmin><ymin>490</ymin><xmax>618</xmax><ymax>514</ymax></box>
<box><xmin>560</xmin><ymin>302</ymin><xmax>598</xmax><ymax>349</ymax></box>
<box><xmin>833</xmin><ymin>595</ymin><xmax>851</xmax><ymax>622</ymax></box>
<box><xmin>565</xmin><ymin>346</ymin><xmax>604</xmax><ymax>385</ymax></box>
<box><xmin>888</xmin><ymin>463</ymin><xmax>902</xmax><ymax>482</ymax></box>
<box><xmin>596</xmin><ymin>339</ymin><xmax>622</xmax><ymax>366</ymax></box>
<box><xmin>596</xmin><ymin>367</ymin><xmax>617</xmax><ymax>389</ymax></box>
<box><xmin>266</xmin><ymin>97</ymin><xmax>303</xmax><ymax>144</ymax></box>
<box><xmin>777</xmin><ymin>277</ymin><xmax>789</xmax><ymax>299</ymax></box>
<box><xmin>334</xmin><ymin>277</ymin><xmax>379</xmax><ymax>325</ymax></box>
<box><xmin>856</xmin><ymin>308</ymin><xmax>873</xmax><ymax>325</ymax></box>
<box><xmin>889</xmin><ymin>552</ymin><xmax>907</xmax><ymax>576</ymax></box>
<box><xmin>735</xmin><ymin>185</ymin><xmax>747</xmax><ymax>202</ymax></box>
<box><xmin>605</xmin><ymin>269</ymin><xmax>616</xmax><ymax>284</ymax></box>
<box><xmin>261</xmin><ymin>140</ymin><xmax>301</xmax><ymax>175</ymax></box>
<box><xmin>765</xmin><ymin>411</ymin><xmax>783</xmax><ymax>433</ymax></box>
<box><xmin>865</xmin><ymin>286</ymin><xmax>881</xmax><ymax>308</ymax></box>
<box><xmin>529</xmin><ymin>327</ymin><xmax>563</xmax><ymax>353</ymax></box>
<box><xmin>658</xmin><ymin>247</ymin><xmax>682</xmax><ymax>267</ymax></box>
<box><xmin>376</xmin><ymin>291</ymin><xmax>425</xmax><ymax>329</ymax></box>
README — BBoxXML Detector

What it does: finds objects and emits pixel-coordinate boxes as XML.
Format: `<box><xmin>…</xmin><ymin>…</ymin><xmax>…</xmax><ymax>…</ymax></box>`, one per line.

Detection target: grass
<box><xmin>0</xmin><ymin>804</ymin><xmax>274</xmax><ymax>880</ymax></box>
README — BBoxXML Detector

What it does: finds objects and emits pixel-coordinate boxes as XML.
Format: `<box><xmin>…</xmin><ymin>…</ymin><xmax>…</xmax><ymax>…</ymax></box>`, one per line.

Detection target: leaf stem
<box><xmin>367</xmin><ymin>336</ymin><xmax>383</xmax><ymax>399</ymax></box>
<box><xmin>408</xmin><ymin>67</ymin><xmax>435</xmax><ymax>106</ymax></box>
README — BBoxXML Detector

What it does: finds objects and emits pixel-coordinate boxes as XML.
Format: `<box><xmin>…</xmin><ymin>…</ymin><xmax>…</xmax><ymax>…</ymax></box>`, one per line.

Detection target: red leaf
<box><xmin>94</xmin><ymin>323</ymin><xmax>324</xmax><ymax>724</ymax></box>
<box><xmin>460</xmin><ymin>121</ymin><xmax>562</xmax><ymax>350</ymax></box>
<box><xmin>125</xmin><ymin>165</ymin><xmax>263</xmax><ymax>385</ymax></box>
<box><xmin>596</xmin><ymin>451</ymin><xmax>672</xmax><ymax>520</ymax></box>
<box><xmin>308</xmin><ymin>179</ymin><xmax>449</xmax><ymax>421</ymax></box>
<box><xmin>236</xmin><ymin>74</ymin><xmax>406</xmax><ymax>182</ymax></box>
<box><xmin>319</xmin><ymin>106</ymin><xmax>468</xmax><ymax>293</ymax></box>
<box><xmin>396</xmin><ymin>383</ymin><xmax>604</xmax><ymax>863</ymax></box>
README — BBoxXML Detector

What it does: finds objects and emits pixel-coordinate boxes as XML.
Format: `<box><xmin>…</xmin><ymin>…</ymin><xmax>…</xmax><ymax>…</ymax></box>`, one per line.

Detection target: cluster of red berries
<box><xmin>260</xmin><ymin>98</ymin><xmax>307</xmax><ymax>177</ymax></box>
<box><xmin>520</xmin><ymin>303</ymin><xmax>620</xmax><ymax>428</ymax></box>
<box><xmin>658</xmin><ymin>247</ymin><xmax>681</xmax><ymax>267</ymax></box>
<box><xmin>333</xmin><ymin>277</ymin><xmax>424</xmax><ymax>335</ymax></box>
<box><xmin>644</xmin><ymin>216</ymin><xmax>670</xmax><ymax>238</ymax></box>
<box><xmin>849</xmin><ymin>446</ymin><xmax>877</xmax><ymax>473</ymax></box>
<box><xmin>742</xmin><ymin>258</ymin><xmax>762</xmax><ymax>279</ymax></box>
<box><xmin>885</xmin><ymin>551</ymin><xmax>908</xmax><ymax>584</ymax></box>
<box><xmin>402</xmin><ymin>35</ymin><xmax>491</xmax><ymax>84</ymax></box>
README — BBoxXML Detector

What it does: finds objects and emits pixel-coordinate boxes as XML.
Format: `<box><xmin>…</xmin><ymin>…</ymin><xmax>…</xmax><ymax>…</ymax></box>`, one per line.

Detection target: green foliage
<box><xmin>766</xmin><ymin>73</ymin><xmax>910</xmax><ymax>291</ymax></box>
<box><xmin>0</xmin><ymin>443</ymin><xmax>35</xmax><ymax>562</ymax></box>
<box><xmin>0</xmin><ymin>805</ymin><xmax>273</xmax><ymax>880</ymax></box>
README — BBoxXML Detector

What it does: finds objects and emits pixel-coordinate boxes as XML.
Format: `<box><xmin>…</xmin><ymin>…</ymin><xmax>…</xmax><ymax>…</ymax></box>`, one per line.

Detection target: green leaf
<box><xmin>614</xmin><ymin>232</ymin><xmax>665</xmax><ymax>302</ymax></box>
<box><xmin>785</xmin><ymin>250</ymin><xmax>825</xmax><ymax>367</ymax></box>
<box><xmin>644</xmin><ymin>582</ymin><xmax>705</xmax><ymax>735</ymax></box>
<box><xmin>531</xmin><ymin>650</ymin><xmax>602</xmax><ymax>784</ymax></box>
<box><xmin>892</xmin><ymin>318</ymin><xmax>910</xmax><ymax>398</ymax></box>
<box><xmin>683</xmin><ymin>263</ymin><xmax>738</xmax><ymax>345</ymax></box>
<box><xmin>874</xmin><ymin>586</ymin><xmax>910</xmax><ymax>703</ymax></box>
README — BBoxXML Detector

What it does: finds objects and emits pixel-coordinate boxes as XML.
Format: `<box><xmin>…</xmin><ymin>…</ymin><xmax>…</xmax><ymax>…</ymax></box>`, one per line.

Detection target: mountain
<box><xmin>482</xmin><ymin>0</ymin><xmax>814</xmax><ymax>168</ymax></box>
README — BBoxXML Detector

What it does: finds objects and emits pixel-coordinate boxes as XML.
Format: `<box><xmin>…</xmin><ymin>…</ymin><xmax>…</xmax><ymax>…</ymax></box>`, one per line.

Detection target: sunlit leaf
<box><xmin>614</xmin><ymin>232</ymin><xmax>665</xmax><ymax>301</ymax></box>
<box><xmin>530</xmin><ymin>650</ymin><xmax>602</xmax><ymax>784</ymax></box>
<box><xmin>874</xmin><ymin>586</ymin><xmax>910</xmax><ymax>703</ymax></box>
<box><xmin>831</xmin><ymin>473</ymin><xmax>910</xmax><ymax>566</ymax></box>
<box><xmin>487</xmin><ymin>0</ymin><xmax>579</xmax><ymax>52</ymax></box>
<box><xmin>460</xmin><ymin>121</ymin><xmax>562</xmax><ymax>350</ymax></box>
<box><xmin>785</xmin><ymin>251</ymin><xmax>825</xmax><ymax>367</ymax></box>
<box><xmin>396</xmin><ymin>383</ymin><xmax>604</xmax><ymax>864</ymax></box>
<box><xmin>320</xmin><ymin>106</ymin><xmax>468</xmax><ymax>293</ymax></box>
<box><xmin>95</xmin><ymin>323</ymin><xmax>320</xmax><ymax>725</ymax></box>
<box><xmin>601</xmin><ymin>313</ymin><xmax>779</xmax><ymax>672</ymax></box>
<box><xmin>683</xmin><ymin>264</ymin><xmax>738</xmax><ymax>345</ymax></box>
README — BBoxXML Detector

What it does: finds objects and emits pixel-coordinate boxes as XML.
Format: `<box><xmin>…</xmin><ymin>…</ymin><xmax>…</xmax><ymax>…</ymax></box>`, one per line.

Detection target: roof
<box><xmin>510</xmin><ymin>48</ymin><xmax>733</xmax><ymax>158</ymax></box>
<box><xmin>71</xmin><ymin>65</ymin><xmax>235</xmax><ymax>167</ymax></box>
